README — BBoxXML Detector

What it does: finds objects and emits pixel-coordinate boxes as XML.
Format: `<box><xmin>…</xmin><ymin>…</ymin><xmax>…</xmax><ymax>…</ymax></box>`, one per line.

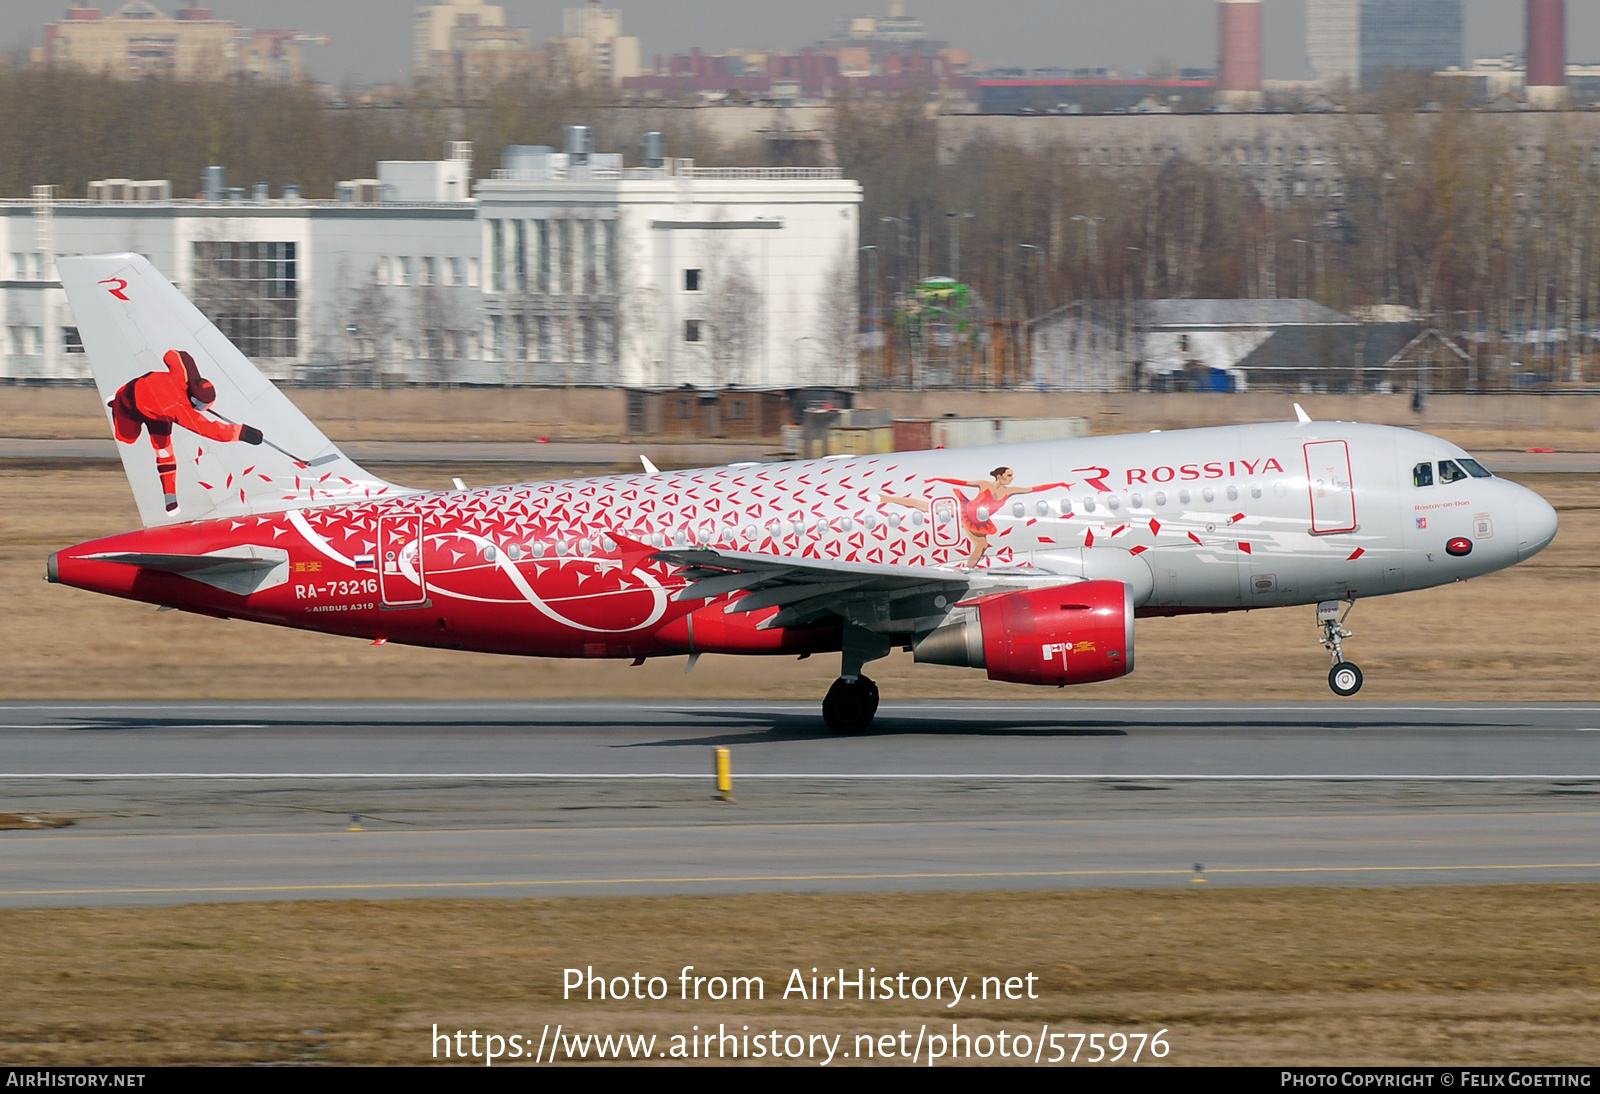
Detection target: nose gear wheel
<box><xmin>1329</xmin><ymin>662</ymin><xmax>1363</xmax><ymax>696</ymax></box>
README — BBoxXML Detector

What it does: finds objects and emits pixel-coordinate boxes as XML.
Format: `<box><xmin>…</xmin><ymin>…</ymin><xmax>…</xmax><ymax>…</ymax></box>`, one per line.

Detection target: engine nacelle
<box><xmin>912</xmin><ymin>580</ymin><xmax>1134</xmax><ymax>686</ymax></box>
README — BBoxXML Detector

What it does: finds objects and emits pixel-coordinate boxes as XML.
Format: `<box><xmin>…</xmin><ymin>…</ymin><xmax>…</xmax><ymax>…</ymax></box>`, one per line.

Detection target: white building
<box><xmin>0</xmin><ymin>136</ymin><xmax>861</xmax><ymax>389</ymax></box>
<box><xmin>476</xmin><ymin>145</ymin><xmax>860</xmax><ymax>388</ymax></box>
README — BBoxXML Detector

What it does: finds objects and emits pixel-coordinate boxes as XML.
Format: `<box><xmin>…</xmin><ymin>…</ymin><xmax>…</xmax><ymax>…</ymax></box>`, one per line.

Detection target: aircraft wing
<box><xmin>651</xmin><ymin>546</ymin><xmax>1082</xmax><ymax>630</ymax></box>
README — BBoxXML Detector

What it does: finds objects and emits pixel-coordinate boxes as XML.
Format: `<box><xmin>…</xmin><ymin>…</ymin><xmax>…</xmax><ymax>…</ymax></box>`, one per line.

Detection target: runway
<box><xmin>2</xmin><ymin>701</ymin><xmax>1597</xmax><ymax>907</ymax></box>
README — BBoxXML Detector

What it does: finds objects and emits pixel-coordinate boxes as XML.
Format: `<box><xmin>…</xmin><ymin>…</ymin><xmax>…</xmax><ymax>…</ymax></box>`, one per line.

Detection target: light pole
<box><xmin>860</xmin><ymin>245</ymin><xmax>879</xmax><ymax>387</ymax></box>
<box><xmin>946</xmin><ymin>212</ymin><xmax>974</xmax><ymax>283</ymax></box>
<box><xmin>1019</xmin><ymin>243</ymin><xmax>1047</xmax><ymax>317</ymax></box>
<box><xmin>1020</xmin><ymin>243</ymin><xmax>1047</xmax><ymax>387</ymax></box>
<box><xmin>879</xmin><ymin>215</ymin><xmax>909</xmax><ymax>287</ymax></box>
<box><xmin>345</xmin><ymin>322</ymin><xmax>361</xmax><ymax>385</ymax></box>
<box><xmin>881</xmin><ymin>215</ymin><xmax>911</xmax><ymax>388</ymax></box>
<box><xmin>1071</xmin><ymin>214</ymin><xmax>1103</xmax><ymax>299</ymax></box>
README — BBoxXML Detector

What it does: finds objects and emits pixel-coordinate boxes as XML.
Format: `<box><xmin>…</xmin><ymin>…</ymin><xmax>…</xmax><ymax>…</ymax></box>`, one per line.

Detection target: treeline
<box><xmin>0</xmin><ymin>69</ymin><xmax>749</xmax><ymax>200</ymax></box>
<box><xmin>834</xmin><ymin>91</ymin><xmax>1600</xmax><ymax>383</ymax></box>
<box><xmin>4</xmin><ymin>69</ymin><xmax>1598</xmax><ymax>383</ymax></box>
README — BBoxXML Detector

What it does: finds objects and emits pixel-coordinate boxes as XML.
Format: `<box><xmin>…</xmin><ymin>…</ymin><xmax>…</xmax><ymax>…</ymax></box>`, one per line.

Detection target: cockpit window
<box><xmin>1457</xmin><ymin>457</ymin><xmax>1492</xmax><ymax>479</ymax></box>
<box><xmin>1438</xmin><ymin>460</ymin><xmax>1469</xmax><ymax>484</ymax></box>
<box><xmin>1413</xmin><ymin>462</ymin><xmax>1434</xmax><ymax>487</ymax></box>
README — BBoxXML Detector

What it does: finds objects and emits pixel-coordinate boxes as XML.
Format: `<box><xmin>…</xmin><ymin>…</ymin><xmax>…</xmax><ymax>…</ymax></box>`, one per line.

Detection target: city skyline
<box><xmin>7</xmin><ymin>0</ymin><xmax>1600</xmax><ymax>85</ymax></box>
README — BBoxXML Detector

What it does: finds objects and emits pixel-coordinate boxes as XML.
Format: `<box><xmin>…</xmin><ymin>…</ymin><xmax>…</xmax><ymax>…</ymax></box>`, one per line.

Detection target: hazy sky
<box><xmin>8</xmin><ymin>1</ymin><xmax>1600</xmax><ymax>83</ymax></box>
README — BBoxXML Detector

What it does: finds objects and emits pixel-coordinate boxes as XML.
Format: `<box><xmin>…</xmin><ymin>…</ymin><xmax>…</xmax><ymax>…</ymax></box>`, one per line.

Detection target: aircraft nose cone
<box><xmin>1515</xmin><ymin>488</ymin><xmax>1558</xmax><ymax>561</ymax></box>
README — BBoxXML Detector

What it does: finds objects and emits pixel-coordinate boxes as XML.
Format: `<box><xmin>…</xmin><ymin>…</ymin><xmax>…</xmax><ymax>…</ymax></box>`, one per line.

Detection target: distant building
<box><xmin>976</xmin><ymin>75</ymin><xmax>1213</xmax><ymax>115</ymax></box>
<box><xmin>1307</xmin><ymin>0</ymin><xmax>1462</xmax><ymax>89</ymax></box>
<box><xmin>1432</xmin><ymin>56</ymin><xmax>1600</xmax><ymax>107</ymax></box>
<box><xmin>414</xmin><ymin>0</ymin><xmax>547</xmax><ymax>96</ymax></box>
<box><xmin>552</xmin><ymin>4</ymin><xmax>640</xmax><ymax>87</ymax></box>
<box><xmin>34</xmin><ymin>0</ymin><xmax>326</xmax><ymax>82</ymax></box>
<box><xmin>1031</xmin><ymin>299</ymin><xmax>1359</xmax><ymax>392</ymax></box>
<box><xmin>624</xmin><ymin>2</ymin><xmax>968</xmax><ymax>101</ymax></box>
<box><xmin>834</xmin><ymin>2</ymin><xmax>927</xmax><ymax>44</ymax></box>
<box><xmin>1</xmin><ymin>134</ymin><xmax>862</xmax><ymax>390</ymax></box>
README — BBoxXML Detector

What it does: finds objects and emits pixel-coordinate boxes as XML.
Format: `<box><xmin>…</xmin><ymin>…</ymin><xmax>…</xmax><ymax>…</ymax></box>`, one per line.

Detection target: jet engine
<box><xmin>911</xmin><ymin>580</ymin><xmax>1133</xmax><ymax>686</ymax></box>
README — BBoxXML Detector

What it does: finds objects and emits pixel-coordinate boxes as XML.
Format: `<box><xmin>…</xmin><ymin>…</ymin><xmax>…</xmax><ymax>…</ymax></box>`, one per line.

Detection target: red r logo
<box><xmin>99</xmin><ymin>277</ymin><xmax>129</xmax><ymax>300</ymax></box>
<box><xmin>1072</xmin><ymin>465</ymin><xmax>1113</xmax><ymax>493</ymax></box>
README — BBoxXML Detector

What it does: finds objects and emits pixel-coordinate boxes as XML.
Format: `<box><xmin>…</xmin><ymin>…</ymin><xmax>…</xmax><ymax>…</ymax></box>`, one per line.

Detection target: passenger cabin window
<box><xmin>1413</xmin><ymin>462</ymin><xmax>1434</xmax><ymax>487</ymax></box>
<box><xmin>1458</xmin><ymin>457</ymin><xmax>1493</xmax><ymax>479</ymax></box>
<box><xmin>1438</xmin><ymin>460</ymin><xmax>1469</xmax><ymax>484</ymax></box>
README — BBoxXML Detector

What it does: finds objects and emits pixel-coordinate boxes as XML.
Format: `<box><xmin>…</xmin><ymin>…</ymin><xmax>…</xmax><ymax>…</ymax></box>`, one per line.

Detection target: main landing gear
<box><xmin>823</xmin><ymin>675</ymin><xmax>880</xmax><ymax>735</ymax></box>
<box><xmin>1319</xmin><ymin>599</ymin><xmax>1363</xmax><ymax>696</ymax></box>
<box><xmin>823</xmin><ymin>623</ymin><xmax>891</xmax><ymax>734</ymax></box>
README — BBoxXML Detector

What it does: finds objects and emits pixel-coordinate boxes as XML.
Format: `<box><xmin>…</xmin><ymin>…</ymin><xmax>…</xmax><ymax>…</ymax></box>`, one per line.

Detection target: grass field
<box><xmin>3</xmin><ymin>467</ymin><xmax>1595</xmax><ymax>702</ymax></box>
<box><xmin>1</xmin><ymin>886</ymin><xmax>1596</xmax><ymax>1065</ymax></box>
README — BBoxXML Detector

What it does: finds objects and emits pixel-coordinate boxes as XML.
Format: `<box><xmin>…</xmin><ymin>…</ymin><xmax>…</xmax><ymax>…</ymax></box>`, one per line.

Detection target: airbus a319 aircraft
<box><xmin>49</xmin><ymin>255</ymin><xmax>1559</xmax><ymax>733</ymax></box>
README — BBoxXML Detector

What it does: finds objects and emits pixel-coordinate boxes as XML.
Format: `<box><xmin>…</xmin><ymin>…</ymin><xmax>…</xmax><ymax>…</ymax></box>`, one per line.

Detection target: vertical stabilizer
<box><xmin>58</xmin><ymin>253</ymin><xmax>407</xmax><ymax>527</ymax></box>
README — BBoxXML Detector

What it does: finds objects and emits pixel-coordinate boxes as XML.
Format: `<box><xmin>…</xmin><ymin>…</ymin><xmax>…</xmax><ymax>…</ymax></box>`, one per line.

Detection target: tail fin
<box><xmin>58</xmin><ymin>253</ymin><xmax>407</xmax><ymax>527</ymax></box>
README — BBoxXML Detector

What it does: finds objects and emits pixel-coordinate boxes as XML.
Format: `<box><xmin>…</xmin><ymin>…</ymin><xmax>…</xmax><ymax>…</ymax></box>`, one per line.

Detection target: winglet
<box><xmin>640</xmin><ymin>455</ymin><xmax>660</xmax><ymax>475</ymax></box>
<box><xmin>1293</xmin><ymin>402</ymin><xmax>1312</xmax><ymax>424</ymax></box>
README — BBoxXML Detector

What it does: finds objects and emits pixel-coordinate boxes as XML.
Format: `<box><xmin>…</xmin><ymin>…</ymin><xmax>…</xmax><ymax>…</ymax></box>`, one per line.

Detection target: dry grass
<box><xmin>4</xmin><ymin>467</ymin><xmax>1597</xmax><ymax>702</ymax></box>
<box><xmin>0</xmin><ymin>886</ymin><xmax>1595</xmax><ymax>1065</ymax></box>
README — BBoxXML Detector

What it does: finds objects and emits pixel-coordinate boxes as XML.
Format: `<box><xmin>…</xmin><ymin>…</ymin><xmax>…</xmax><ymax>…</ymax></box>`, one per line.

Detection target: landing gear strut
<box><xmin>1318</xmin><ymin>599</ymin><xmax>1363</xmax><ymax>696</ymax></box>
<box><xmin>823</xmin><ymin>623</ymin><xmax>890</xmax><ymax>734</ymax></box>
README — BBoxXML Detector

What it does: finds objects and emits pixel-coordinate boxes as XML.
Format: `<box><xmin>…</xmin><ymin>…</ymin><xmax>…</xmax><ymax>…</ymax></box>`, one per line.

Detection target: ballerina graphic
<box><xmin>881</xmin><ymin>466</ymin><xmax>1070</xmax><ymax>567</ymax></box>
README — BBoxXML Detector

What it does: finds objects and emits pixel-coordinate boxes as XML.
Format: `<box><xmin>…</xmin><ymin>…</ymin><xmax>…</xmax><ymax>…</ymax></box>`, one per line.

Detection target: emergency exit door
<box><xmin>378</xmin><ymin>515</ymin><xmax>428</xmax><ymax>607</ymax></box>
<box><xmin>1304</xmin><ymin>440</ymin><xmax>1357</xmax><ymax>534</ymax></box>
<box><xmin>930</xmin><ymin>496</ymin><xmax>960</xmax><ymax>547</ymax></box>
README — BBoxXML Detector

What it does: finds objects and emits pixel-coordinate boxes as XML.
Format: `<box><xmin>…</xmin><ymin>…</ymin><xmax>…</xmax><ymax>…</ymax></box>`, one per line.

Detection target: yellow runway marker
<box><xmin>714</xmin><ymin>747</ymin><xmax>733</xmax><ymax>803</ymax></box>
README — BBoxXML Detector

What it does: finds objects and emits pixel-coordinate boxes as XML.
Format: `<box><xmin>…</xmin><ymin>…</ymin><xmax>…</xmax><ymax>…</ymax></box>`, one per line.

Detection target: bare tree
<box><xmin>706</xmin><ymin>250</ymin><xmax>761</xmax><ymax>388</ymax></box>
<box><xmin>341</xmin><ymin>276</ymin><xmax>395</xmax><ymax>383</ymax></box>
<box><xmin>415</xmin><ymin>278</ymin><xmax>463</xmax><ymax>384</ymax></box>
<box><xmin>820</xmin><ymin>242</ymin><xmax>859</xmax><ymax>388</ymax></box>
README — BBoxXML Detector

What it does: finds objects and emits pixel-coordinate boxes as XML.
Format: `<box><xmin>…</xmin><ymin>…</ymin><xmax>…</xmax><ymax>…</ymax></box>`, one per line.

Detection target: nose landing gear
<box><xmin>1319</xmin><ymin>599</ymin><xmax>1362</xmax><ymax>696</ymax></box>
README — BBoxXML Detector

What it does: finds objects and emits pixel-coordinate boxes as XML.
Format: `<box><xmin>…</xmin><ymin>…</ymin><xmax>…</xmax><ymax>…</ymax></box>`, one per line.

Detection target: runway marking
<box><xmin>2</xmin><ymin>772</ymin><xmax>1599</xmax><ymax>781</ymax></box>
<box><xmin>5</xmin><ymin>702</ymin><xmax>1600</xmax><ymax>721</ymax></box>
<box><xmin>5</xmin><ymin>809</ymin><xmax>1596</xmax><ymax>843</ymax></box>
<box><xmin>5</xmin><ymin>861</ymin><xmax>1600</xmax><ymax>899</ymax></box>
<box><xmin>0</xmin><ymin>725</ymin><xmax>269</xmax><ymax>731</ymax></box>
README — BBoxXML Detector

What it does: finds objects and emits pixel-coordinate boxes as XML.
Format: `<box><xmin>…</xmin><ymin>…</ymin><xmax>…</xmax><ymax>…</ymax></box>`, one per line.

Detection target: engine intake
<box><xmin>912</xmin><ymin>580</ymin><xmax>1134</xmax><ymax>686</ymax></box>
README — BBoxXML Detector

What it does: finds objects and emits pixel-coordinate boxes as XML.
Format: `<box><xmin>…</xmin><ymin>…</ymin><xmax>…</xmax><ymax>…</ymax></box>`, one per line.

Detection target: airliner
<box><xmin>47</xmin><ymin>254</ymin><xmax>1559</xmax><ymax>733</ymax></box>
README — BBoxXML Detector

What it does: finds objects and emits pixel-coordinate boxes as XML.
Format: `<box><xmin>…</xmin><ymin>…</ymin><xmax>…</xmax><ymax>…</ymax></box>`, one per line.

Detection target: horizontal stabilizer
<box><xmin>85</xmin><ymin>545</ymin><xmax>290</xmax><ymax>597</ymax></box>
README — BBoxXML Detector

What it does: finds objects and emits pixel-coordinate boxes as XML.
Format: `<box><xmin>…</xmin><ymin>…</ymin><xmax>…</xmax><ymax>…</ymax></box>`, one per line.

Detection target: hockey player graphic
<box><xmin>109</xmin><ymin>348</ymin><xmax>263</xmax><ymax>513</ymax></box>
